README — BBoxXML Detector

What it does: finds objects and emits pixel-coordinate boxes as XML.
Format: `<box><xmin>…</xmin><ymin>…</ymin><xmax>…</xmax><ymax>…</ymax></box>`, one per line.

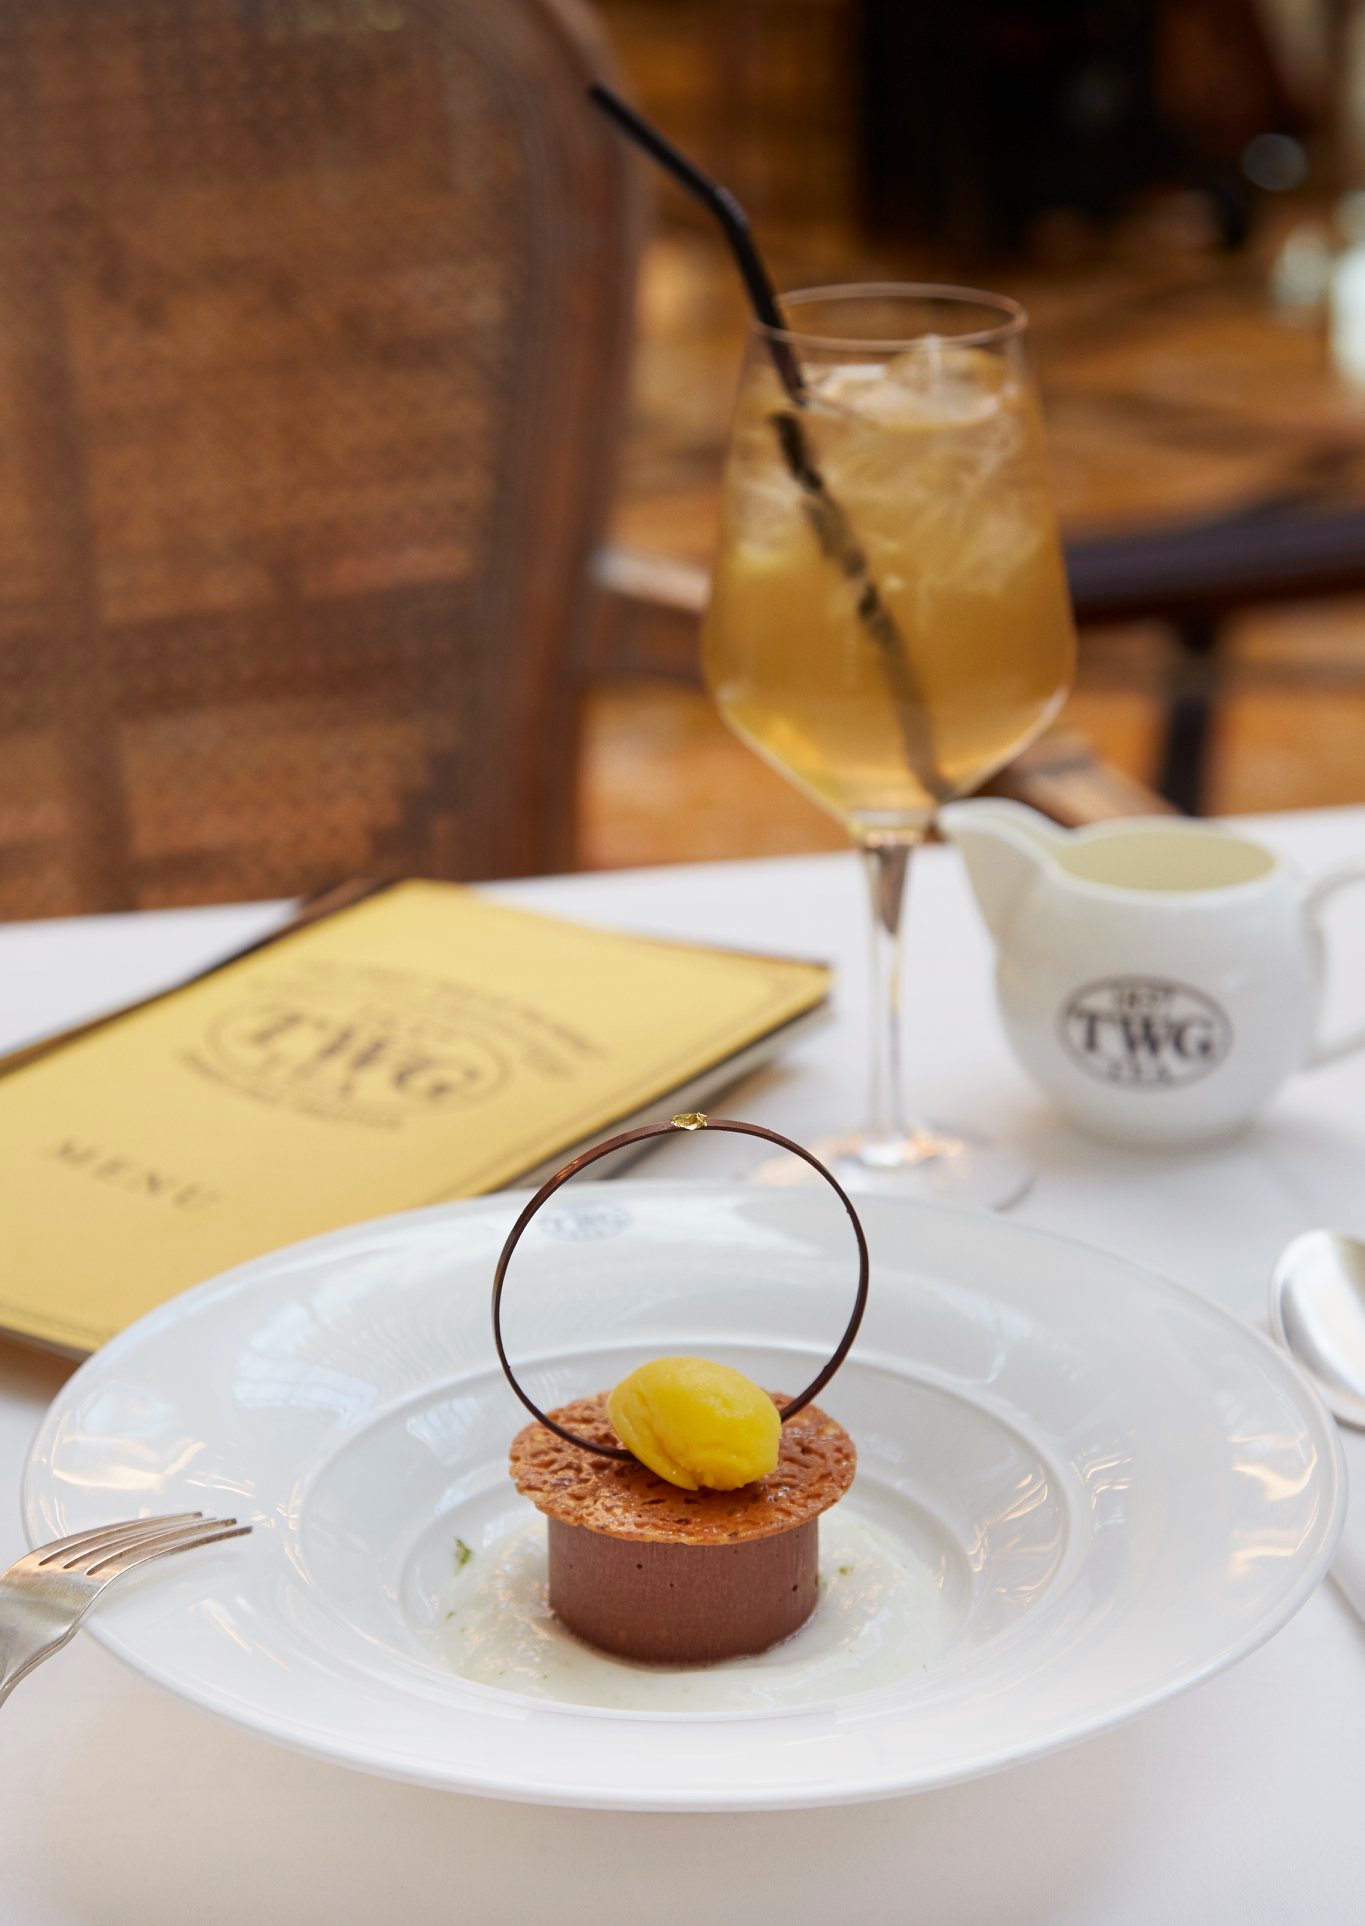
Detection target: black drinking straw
<box><xmin>587</xmin><ymin>83</ymin><xmax>949</xmax><ymax>803</ymax></box>
<box><xmin>588</xmin><ymin>82</ymin><xmax>807</xmax><ymax>404</ymax></box>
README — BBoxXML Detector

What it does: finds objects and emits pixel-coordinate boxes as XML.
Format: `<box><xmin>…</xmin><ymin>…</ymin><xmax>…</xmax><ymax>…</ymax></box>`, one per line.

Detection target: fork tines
<box><xmin>26</xmin><ymin>1512</ymin><xmax>250</xmax><ymax>1579</ymax></box>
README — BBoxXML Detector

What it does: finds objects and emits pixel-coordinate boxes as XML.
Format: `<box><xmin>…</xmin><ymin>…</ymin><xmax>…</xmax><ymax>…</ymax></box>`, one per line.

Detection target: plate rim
<box><xmin>22</xmin><ymin>1185</ymin><xmax>1348</xmax><ymax>1810</ymax></box>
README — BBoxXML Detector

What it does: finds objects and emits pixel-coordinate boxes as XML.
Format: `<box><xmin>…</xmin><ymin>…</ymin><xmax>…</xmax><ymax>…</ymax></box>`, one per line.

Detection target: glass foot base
<box><xmin>750</xmin><ymin>1126</ymin><xmax>1033</xmax><ymax>1211</ymax></box>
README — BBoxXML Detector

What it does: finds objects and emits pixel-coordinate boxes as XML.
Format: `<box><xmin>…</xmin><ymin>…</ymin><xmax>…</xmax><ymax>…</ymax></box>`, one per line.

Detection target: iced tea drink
<box><xmin>703</xmin><ymin>296</ymin><xmax>1075</xmax><ymax>838</ymax></box>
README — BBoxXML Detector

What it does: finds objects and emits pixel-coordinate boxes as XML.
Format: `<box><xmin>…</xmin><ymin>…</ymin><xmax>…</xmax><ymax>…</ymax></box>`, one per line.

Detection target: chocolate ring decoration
<box><xmin>491</xmin><ymin>1113</ymin><xmax>870</xmax><ymax>1460</ymax></box>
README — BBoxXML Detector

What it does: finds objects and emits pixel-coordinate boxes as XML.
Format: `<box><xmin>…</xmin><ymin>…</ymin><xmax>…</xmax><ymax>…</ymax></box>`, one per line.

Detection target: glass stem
<box><xmin>861</xmin><ymin>836</ymin><xmax>917</xmax><ymax>1150</ymax></box>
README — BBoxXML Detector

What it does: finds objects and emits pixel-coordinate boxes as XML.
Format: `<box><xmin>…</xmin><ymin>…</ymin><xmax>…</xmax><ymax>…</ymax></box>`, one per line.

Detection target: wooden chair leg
<box><xmin>1156</xmin><ymin>612</ymin><xmax>1224</xmax><ymax>816</ymax></box>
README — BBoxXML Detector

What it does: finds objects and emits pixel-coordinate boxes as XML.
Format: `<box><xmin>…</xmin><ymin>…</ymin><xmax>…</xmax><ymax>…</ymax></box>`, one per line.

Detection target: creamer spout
<box><xmin>937</xmin><ymin>799</ymin><xmax>1065</xmax><ymax>940</ymax></box>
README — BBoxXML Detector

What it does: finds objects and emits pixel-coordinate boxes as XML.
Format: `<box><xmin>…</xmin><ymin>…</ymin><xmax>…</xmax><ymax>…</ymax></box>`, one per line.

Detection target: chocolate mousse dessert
<box><xmin>492</xmin><ymin>1113</ymin><xmax>869</xmax><ymax>1668</ymax></box>
<box><xmin>509</xmin><ymin>1376</ymin><xmax>856</xmax><ymax>1663</ymax></box>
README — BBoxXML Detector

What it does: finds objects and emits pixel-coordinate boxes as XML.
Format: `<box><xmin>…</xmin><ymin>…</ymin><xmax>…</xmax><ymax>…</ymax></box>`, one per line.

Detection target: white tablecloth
<box><xmin>3</xmin><ymin>809</ymin><xmax>1365</xmax><ymax>1925</ymax></box>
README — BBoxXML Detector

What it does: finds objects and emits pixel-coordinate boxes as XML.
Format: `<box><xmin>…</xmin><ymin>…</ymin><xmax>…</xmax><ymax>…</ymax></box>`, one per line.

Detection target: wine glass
<box><xmin>702</xmin><ymin>284</ymin><xmax>1076</xmax><ymax>1206</ymax></box>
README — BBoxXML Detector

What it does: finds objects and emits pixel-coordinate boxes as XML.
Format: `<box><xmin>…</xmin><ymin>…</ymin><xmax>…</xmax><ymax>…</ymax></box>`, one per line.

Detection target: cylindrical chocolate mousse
<box><xmin>509</xmin><ymin>1392</ymin><xmax>855</xmax><ymax>1665</ymax></box>
<box><xmin>546</xmin><ymin>1515</ymin><xmax>818</xmax><ymax>1663</ymax></box>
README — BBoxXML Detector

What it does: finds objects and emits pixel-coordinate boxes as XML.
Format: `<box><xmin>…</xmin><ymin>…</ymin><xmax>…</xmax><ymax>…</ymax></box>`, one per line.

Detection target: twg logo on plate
<box><xmin>540</xmin><ymin>1207</ymin><xmax>632</xmax><ymax>1242</ymax></box>
<box><xmin>1058</xmin><ymin>977</ymin><xmax>1233</xmax><ymax>1089</ymax></box>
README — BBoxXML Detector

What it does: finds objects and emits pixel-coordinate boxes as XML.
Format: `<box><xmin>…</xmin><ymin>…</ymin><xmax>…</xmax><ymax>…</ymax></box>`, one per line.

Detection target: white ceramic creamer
<box><xmin>939</xmin><ymin>800</ymin><xmax>1365</xmax><ymax>1146</ymax></box>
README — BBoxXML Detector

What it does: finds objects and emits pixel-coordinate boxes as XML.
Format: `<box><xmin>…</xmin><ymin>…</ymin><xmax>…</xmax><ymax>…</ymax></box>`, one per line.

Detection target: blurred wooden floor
<box><xmin>580</xmin><ymin>226</ymin><xmax>1365</xmax><ymax>868</ymax></box>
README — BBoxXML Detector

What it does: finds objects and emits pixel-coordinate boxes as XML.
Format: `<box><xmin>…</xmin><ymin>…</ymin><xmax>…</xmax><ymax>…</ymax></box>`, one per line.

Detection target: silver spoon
<box><xmin>1270</xmin><ymin>1230</ymin><xmax>1365</xmax><ymax>1624</ymax></box>
<box><xmin>1271</xmin><ymin>1230</ymin><xmax>1365</xmax><ymax>1431</ymax></box>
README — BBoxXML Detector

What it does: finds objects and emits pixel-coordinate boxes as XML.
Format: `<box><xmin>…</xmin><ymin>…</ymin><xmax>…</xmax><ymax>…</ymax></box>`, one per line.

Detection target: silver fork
<box><xmin>0</xmin><ymin>1512</ymin><xmax>250</xmax><ymax>1708</ymax></box>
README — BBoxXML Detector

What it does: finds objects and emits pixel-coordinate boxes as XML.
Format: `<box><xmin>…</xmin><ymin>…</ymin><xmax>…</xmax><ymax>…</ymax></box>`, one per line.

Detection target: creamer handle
<box><xmin>1307</xmin><ymin>863</ymin><xmax>1365</xmax><ymax>1067</ymax></box>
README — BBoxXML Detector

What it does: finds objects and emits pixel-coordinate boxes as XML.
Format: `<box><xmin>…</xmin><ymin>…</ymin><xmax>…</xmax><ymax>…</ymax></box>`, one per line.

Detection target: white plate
<box><xmin>23</xmin><ymin>1185</ymin><xmax>1344</xmax><ymax>1810</ymax></box>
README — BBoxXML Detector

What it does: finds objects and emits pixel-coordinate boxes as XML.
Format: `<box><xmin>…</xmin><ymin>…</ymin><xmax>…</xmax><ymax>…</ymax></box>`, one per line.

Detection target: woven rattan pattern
<box><xmin>0</xmin><ymin>0</ymin><xmax>638</xmax><ymax>915</ymax></box>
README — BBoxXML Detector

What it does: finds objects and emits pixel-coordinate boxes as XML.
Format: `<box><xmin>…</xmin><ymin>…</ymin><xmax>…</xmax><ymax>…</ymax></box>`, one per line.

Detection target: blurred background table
<box><xmin>2</xmin><ymin>806</ymin><xmax>1364</xmax><ymax>1924</ymax></box>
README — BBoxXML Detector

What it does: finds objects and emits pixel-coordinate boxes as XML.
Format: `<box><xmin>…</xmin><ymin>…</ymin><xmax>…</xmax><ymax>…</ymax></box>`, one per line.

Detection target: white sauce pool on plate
<box><xmin>428</xmin><ymin>1505</ymin><xmax>958</xmax><ymax>1712</ymax></box>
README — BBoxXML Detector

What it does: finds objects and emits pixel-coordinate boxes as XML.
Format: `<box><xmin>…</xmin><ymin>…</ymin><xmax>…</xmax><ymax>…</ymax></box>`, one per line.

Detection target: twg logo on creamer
<box><xmin>1058</xmin><ymin>977</ymin><xmax>1233</xmax><ymax>1089</ymax></box>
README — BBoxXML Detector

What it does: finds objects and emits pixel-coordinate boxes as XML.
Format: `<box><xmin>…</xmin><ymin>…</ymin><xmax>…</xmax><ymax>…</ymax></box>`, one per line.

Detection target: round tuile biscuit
<box><xmin>508</xmin><ymin>1392</ymin><xmax>855</xmax><ymax>1545</ymax></box>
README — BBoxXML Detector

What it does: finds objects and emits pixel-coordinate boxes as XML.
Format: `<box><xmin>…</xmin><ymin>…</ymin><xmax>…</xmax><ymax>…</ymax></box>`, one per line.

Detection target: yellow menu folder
<box><xmin>0</xmin><ymin>881</ymin><xmax>829</xmax><ymax>1355</ymax></box>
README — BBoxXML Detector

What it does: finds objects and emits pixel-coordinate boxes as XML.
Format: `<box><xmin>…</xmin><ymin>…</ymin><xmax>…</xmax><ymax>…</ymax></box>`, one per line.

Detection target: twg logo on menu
<box><xmin>1058</xmin><ymin>977</ymin><xmax>1233</xmax><ymax>1089</ymax></box>
<box><xmin>180</xmin><ymin>961</ymin><xmax>521</xmax><ymax>1127</ymax></box>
